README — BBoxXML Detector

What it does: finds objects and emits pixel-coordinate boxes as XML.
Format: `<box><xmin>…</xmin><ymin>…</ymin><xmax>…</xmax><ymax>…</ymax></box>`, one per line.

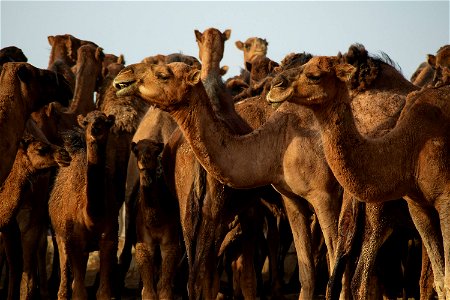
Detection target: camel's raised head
<box><xmin>235</xmin><ymin>37</ymin><xmax>268</xmax><ymax>70</ymax></box>
<box><xmin>131</xmin><ymin>139</ymin><xmax>164</xmax><ymax>185</ymax></box>
<box><xmin>0</xmin><ymin>46</ymin><xmax>28</xmax><ymax>66</ymax></box>
<box><xmin>20</xmin><ymin>134</ymin><xmax>71</xmax><ymax>169</ymax></box>
<box><xmin>47</xmin><ymin>34</ymin><xmax>98</xmax><ymax>68</ymax></box>
<box><xmin>267</xmin><ymin>56</ymin><xmax>356</xmax><ymax>106</ymax></box>
<box><xmin>1</xmin><ymin>62</ymin><xmax>72</xmax><ymax>108</ymax></box>
<box><xmin>428</xmin><ymin>45</ymin><xmax>450</xmax><ymax>70</ymax></box>
<box><xmin>77</xmin><ymin>110</ymin><xmax>115</xmax><ymax>143</ymax></box>
<box><xmin>114</xmin><ymin>62</ymin><xmax>201</xmax><ymax>110</ymax></box>
<box><xmin>195</xmin><ymin>28</ymin><xmax>231</xmax><ymax>64</ymax></box>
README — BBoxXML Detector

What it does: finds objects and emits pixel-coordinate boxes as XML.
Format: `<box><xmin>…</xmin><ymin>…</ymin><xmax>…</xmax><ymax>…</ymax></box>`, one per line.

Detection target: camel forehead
<box><xmin>245</xmin><ymin>37</ymin><xmax>267</xmax><ymax>47</ymax></box>
<box><xmin>436</xmin><ymin>46</ymin><xmax>450</xmax><ymax>66</ymax></box>
<box><xmin>304</xmin><ymin>56</ymin><xmax>336</xmax><ymax>73</ymax></box>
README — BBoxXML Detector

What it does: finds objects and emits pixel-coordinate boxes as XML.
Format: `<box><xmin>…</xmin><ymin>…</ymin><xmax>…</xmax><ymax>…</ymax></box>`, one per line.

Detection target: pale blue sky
<box><xmin>1</xmin><ymin>1</ymin><xmax>449</xmax><ymax>79</ymax></box>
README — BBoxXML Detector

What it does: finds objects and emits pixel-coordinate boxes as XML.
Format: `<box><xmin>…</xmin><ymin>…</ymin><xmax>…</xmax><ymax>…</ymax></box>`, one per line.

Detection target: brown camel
<box><xmin>49</xmin><ymin>110</ymin><xmax>116</xmax><ymax>300</ymax></box>
<box><xmin>0</xmin><ymin>62</ymin><xmax>72</xmax><ymax>187</ymax></box>
<box><xmin>131</xmin><ymin>139</ymin><xmax>181</xmax><ymax>299</ymax></box>
<box><xmin>235</xmin><ymin>37</ymin><xmax>269</xmax><ymax>70</ymax></box>
<box><xmin>412</xmin><ymin>45</ymin><xmax>450</xmax><ymax>87</ymax></box>
<box><xmin>267</xmin><ymin>55</ymin><xmax>450</xmax><ymax>299</ymax></box>
<box><xmin>113</xmin><ymin>61</ymin><xmax>342</xmax><ymax>299</ymax></box>
<box><xmin>0</xmin><ymin>130</ymin><xmax>71</xmax><ymax>300</ymax></box>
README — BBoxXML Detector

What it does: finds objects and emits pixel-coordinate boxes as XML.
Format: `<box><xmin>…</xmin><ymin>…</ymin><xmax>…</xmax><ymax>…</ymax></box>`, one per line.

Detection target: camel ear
<box><xmin>235</xmin><ymin>41</ymin><xmax>244</xmax><ymax>50</ymax></box>
<box><xmin>17</xmin><ymin>64</ymin><xmax>31</xmax><ymax>83</ymax></box>
<box><xmin>48</xmin><ymin>36</ymin><xmax>55</xmax><ymax>46</ymax></box>
<box><xmin>263</xmin><ymin>39</ymin><xmax>269</xmax><ymax>47</ymax></box>
<box><xmin>117</xmin><ymin>54</ymin><xmax>125</xmax><ymax>65</ymax></box>
<box><xmin>335</xmin><ymin>63</ymin><xmax>356</xmax><ymax>82</ymax></box>
<box><xmin>428</xmin><ymin>54</ymin><xmax>437</xmax><ymax>68</ymax></box>
<box><xmin>223</xmin><ymin>29</ymin><xmax>231</xmax><ymax>41</ymax></box>
<box><xmin>96</xmin><ymin>47</ymin><xmax>105</xmax><ymax>62</ymax></box>
<box><xmin>77</xmin><ymin>114</ymin><xmax>87</xmax><ymax>128</ymax></box>
<box><xmin>194</xmin><ymin>30</ymin><xmax>203</xmax><ymax>42</ymax></box>
<box><xmin>106</xmin><ymin>115</ymin><xmax>115</xmax><ymax>127</ymax></box>
<box><xmin>268</xmin><ymin>60</ymin><xmax>279</xmax><ymax>73</ymax></box>
<box><xmin>130</xmin><ymin>142</ymin><xmax>138</xmax><ymax>155</ymax></box>
<box><xmin>220</xmin><ymin>65</ymin><xmax>229</xmax><ymax>76</ymax></box>
<box><xmin>186</xmin><ymin>69</ymin><xmax>201</xmax><ymax>86</ymax></box>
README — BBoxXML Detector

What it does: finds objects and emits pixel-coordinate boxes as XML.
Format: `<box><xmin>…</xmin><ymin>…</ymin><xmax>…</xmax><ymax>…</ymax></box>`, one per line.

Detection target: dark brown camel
<box><xmin>49</xmin><ymin>110</ymin><xmax>116</xmax><ymax>300</ymax></box>
<box><xmin>0</xmin><ymin>129</ymin><xmax>71</xmax><ymax>300</ymax></box>
<box><xmin>131</xmin><ymin>139</ymin><xmax>181</xmax><ymax>299</ymax></box>
<box><xmin>0</xmin><ymin>46</ymin><xmax>27</xmax><ymax>66</ymax></box>
<box><xmin>0</xmin><ymin>62</ymin><xmax>71</xmax><ymax>187</ymax></box>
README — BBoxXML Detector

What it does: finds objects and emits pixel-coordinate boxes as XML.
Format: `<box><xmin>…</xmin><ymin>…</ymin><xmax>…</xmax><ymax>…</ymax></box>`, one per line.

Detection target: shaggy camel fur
<box><xmin>267</xmin><ymin>56</ymin><xmax>450</xmax><ymax>299</ymax></box>
<box><xmin>0</xmin><ymin>62</ymin><xmax>71</xmax><ymax>187</ymax></box>
<box><xmin>113</xmin><ymin>62</ymin><xmax>342</xmax><ymax>299</ymax></box>
<box><xmin>412</xmin><ymin>45</ymin><xmax>450</xmax><ymax>87</ymax></box>
<box><xmin>131</xmin><ymin>139</ymin><xmax>181</xmax><ymax>299</ymax></box>
<box><xmin>49</xmin><ymin>110</ymin><xmax>116</xmax><ymax>300</ymax></box>
<box><xmin>0</xmin><ymin>46</ymin><xmax>27</xmax><ymax>66</ymax></box>
<box><xmin>0</xmin><ymin>130</ymin><xmax>71</xmax><ymax>300</ymax></box>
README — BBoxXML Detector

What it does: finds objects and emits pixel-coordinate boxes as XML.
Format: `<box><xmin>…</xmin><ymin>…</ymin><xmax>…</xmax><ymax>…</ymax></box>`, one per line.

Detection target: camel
<box><xmin>114</xmin><ymin>61</ymin><xmax>342</xmax><ymax>299</ymax></box>
<box><xmin>49</xmin><ymin>110</ymin><xmax>116</xmax><ymax>300</ymax></box>
<box><xmin>0</xmin><ymin>46</ymin><xmax>27</xmax><ymax>66</ymax></box>
<box><xmin>235</xmin><ymin>37</ymin><xmax>269</xmax><ymax>70</ymax></box>
<box><xmin>267</xmin><ymin>55</ymin><xmax>450</xmax><ymax>299</ymax></box>
<box><xmin>0</xmin><ymin>129</ymin><xmax>71</xmax><ymax>300</ymax></box>
<box><xmin>0</xmin><ymin>62</ymin><xmax>72</xmax><ymax>187</ymax></box>
<box><xmin>131</xmin><ymin>139</ymin><xmax>181</xmax><ymax>299</ymax></box>
<box><xmin>412</xmin><ymin>45</ymin><xmax>450</xmax><ymax>87</ymax></box>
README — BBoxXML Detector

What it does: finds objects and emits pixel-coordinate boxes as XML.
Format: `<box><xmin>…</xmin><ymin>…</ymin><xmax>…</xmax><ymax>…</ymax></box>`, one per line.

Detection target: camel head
<box><xmin>0</xmin><ymin>46</ymin><xmax>28</xmax><ymax>66</ymax></box>
<box><xmin>267</xmin><ymin>56</ymin><xmax>356</xmax><ymax>106</ymax></box>
<box><xmin>47</xmin><ymin>34</ymin><xmax>98</xmax><ymax>68</ymax></box>
<box><xmin>195</xmin><ymin>28</ymin><xmax>231</xmax><ymax>68</ymax></box>
<box><xmin>77</xmin><ymin>110</ymin><xmax>115</xmax><ymax>145</ymax></box>
<box><xmin>235</xmin><ymin>37</ymin><xmax>268</xmax><ymax>70</ymax></box>
<box><xmin>131</xmin><ymin>139</ymin><xmax>164</xmax><ymax>186</ymax></box>
<box><xmin>429</xmin><ymin>45</ymin><xmax>450</xmax><ymax>87</ymax></box>
<box><xmin>113</xmin><ymin>62</ymin><xmax>201</xmax><ymax>110</ymax></box>
<box><xmin>20</xmin><ymin>134</ymin><xmax>72</xmax><ymax>169</ymax></box>
<box><xmin>1</xmin><ymin>62</ymin><xmax>72</xmax><ymax>108</ymax></box>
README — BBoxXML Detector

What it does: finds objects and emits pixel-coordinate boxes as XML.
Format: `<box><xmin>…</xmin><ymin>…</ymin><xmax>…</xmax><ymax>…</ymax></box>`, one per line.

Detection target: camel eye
<box><xmin>156</xmin><ymin>72</ymin><xmax>171</xmax><ymax>81</ymax></box>
<box><xmin>38</xmin><ymin>145</ymin><xmax>50</xmax><ymax>155</ymax></box>
<box><xmin>244</xmin><ymin>44</ymin><xmax>251</xmax><ymax>50</ymax></box>
<box><xmin>306</xmin><ymin>73</ymin><xmax>321</xmax><ymax>82</ymax></box>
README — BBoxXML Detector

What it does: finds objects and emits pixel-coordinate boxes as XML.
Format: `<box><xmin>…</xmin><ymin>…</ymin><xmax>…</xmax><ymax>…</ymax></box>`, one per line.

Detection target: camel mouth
<box><xmin>55</xmin><ymin>156</ymin><xmax>71</xmax><ymax>167</ymax></box>
<box><xmin>266</xmin><ymin>87</ymin><xmax>293</xmax><ymax>104</ymax></box>
<box><xmin>113</xmin><ymin>79</ymin><xmax>137</xmax><ymax>97</ymax></box>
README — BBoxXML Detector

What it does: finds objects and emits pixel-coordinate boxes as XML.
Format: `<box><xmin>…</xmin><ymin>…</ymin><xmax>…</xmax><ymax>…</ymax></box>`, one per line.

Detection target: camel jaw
<box><xmin>266</xmin><ymin>87</ymin><xmax>293</xmax><ymax>104</ymax></box>
<box><xmin>113</xmin><ymin>79</ymin><xmax>137</xmax><ymax>97</ymax></box>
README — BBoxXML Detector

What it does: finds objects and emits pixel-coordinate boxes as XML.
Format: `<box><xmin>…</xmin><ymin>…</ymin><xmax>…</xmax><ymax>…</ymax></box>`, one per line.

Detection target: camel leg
<box><xmin>420</xmin><ymin>245</ymin><xmax>436</xmax><ymax>300</ymax></box>
<box><xmin>3</xmin><ymin>223</ymin><xmax>22</xmax><ymax>300</ymax></box>
<box><xmin>69</xmin><ymin>245</ymin><xmax>88</xmax><ymax>300</ymax></box>
<box><xmin>55</xmin><ymin>236</ymin><xmax>70</xmax><ymax>300</ymax></box>
<box><xmin>407</xmin><ymin>201</ymin><xmax>445</xmax><ymax>299</ymax></box>
<box><xmin>435</xmin><ymin>199</ymin><xmax>450</xmax><ymax>299</ymax></box>
<box><xmin>281</xmin><ymin>195</ymin><xmax>315</xmax><ymax>299</ymax></box>
<box><xmin>97</xmin><ymin>237</ymin><xmax>118</xmax><ymax>300</ymax></box>
<box><xmin>351</xmin><ymin>202</ymin><xmax>392</xmax><ymax>299</ymax></box>
<box><xmin>135</xmin><ymin>240</ymin><xmax>158</xmax><ymax>299</ymax></box>
<box><xmin>158</xmin><ymin>238</ymin><xmax>179</xmax><ymax>300</ymax></box>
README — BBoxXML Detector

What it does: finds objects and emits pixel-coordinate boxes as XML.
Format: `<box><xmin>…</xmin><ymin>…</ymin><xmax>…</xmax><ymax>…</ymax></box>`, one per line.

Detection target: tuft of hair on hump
<box><xmin>280</xmin><ymin>52</ymin><xmax>314</xmax><ymax>70</ymax></box>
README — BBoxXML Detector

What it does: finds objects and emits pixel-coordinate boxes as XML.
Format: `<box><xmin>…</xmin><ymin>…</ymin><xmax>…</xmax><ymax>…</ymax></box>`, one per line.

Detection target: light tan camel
<box><xmin>49</xmin><ymin>111</ymin><xmax>116</xmax><ymax>300</ymax></box>
<box><xmin>235</xmin><ymin>37</ymin><xmax>269</xmax><ymax>70</ymax></box>
<box><xmin>113</xmin><ymin>62</ymin><xmax>341</xmax><ymax>299</ymax></box>
<box><xmin>0</xmin><ymin>130</ymin><xmax>71</xmax><ymax>300</ymax></box>
<box><xmin>0</xmin><ymin>62</ymin><xmax>71</xmax><ymax>187</ymax></box>
<box><xmin>267</xmin><ymin>56</ymin><xmax>450</xmax><ymax>299</ymax></box>
<box><xmin>131</xmin><ymin>139</ymin><xmax>181</xmax><ymax>299</ymax></box>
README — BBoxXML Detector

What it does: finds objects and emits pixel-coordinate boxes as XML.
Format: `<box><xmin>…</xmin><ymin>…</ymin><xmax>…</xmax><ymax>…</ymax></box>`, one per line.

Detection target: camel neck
<box><xmin>70</xmin><ymin>63</ymin><xmax>97</xmax><ymax>115</ymax></box>
<box><xmin>168</xmin><ymin>84</ymin><xmax>284</xmax><ymax>188</ymax></box>
<box><xmin>0</xmin><ymin>152</ymin><xmax>33</xmax><ymax>228</ymax></box>
<box><xmin>314</xmin><ymin>87</ymin><xmax>414</xmax><ymax>202</ymax></box>
<box><xmin>86</xmin><ymin>142</ymin><xmax>107</xmax><ymax>219</ymax></box>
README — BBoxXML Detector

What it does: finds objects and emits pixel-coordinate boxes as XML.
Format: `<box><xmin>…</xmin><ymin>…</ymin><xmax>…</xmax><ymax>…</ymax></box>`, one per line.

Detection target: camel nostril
<box><xmin>272</xmin><ymin>75</ymin><xmax>288</xmax><ymax>89</ymax></box>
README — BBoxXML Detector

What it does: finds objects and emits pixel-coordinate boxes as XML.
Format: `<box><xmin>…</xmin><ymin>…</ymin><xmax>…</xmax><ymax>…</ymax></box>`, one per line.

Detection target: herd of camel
<box><xmin>0</xmin><ymin>27</ymin><xmax>449</xmax><ymax>300</ymax></box>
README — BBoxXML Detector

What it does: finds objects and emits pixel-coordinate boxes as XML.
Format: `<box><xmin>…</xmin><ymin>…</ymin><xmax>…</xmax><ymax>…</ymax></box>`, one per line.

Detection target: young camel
<box><xmin>49</xmin><ymin>110</ymin><xmax>116</xmax><ymax>300</ymax></box>
<box><xmin>131</xmin><ymin>139</ymin><xmax>181</xmax><ymax>300</ymax></box>
<box><xmin>235</xmin><ymin>37</ymin><xmax>269</xmax><ymax>71</ymax></box>
<box><xmin>0</xmin><ymin>62</ymin><xmax>72</xmax><ymax>187</ymax></box>
<box><xmin>0</xmin><ymin>132</ymin><xmax>71</xmax><ymax>300</ymax></box>
<box><xmin>267</xmin><ymin>56</ymin><xmax>450</xmax><ymax>299</ymax></box>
